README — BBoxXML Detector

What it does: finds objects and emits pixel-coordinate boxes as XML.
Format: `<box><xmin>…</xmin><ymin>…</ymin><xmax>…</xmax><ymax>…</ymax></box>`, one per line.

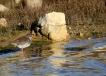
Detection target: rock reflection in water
<box><xmin>26</xmin><ymin>42</ymin><xmax>68</xmax><ymax>69</ymax></box>
<box><xmin>48</xmin><ymin>42</ymin><xmax>68</xmax><ymax>69</ymax></box>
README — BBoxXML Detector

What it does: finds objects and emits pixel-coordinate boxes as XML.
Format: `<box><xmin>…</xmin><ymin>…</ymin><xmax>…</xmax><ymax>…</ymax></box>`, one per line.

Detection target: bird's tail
<box><xmin>11</xmin><ymin>42</ymin><xmax>17</xmax><ymax>47</ymax></box>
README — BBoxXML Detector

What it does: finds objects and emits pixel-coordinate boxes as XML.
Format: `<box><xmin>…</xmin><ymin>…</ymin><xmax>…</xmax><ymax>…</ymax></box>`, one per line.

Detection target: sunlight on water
<box><xmin>0</xmin><ymin>37</ymin><xmax>106</xmax><ymax>76</ymax></box>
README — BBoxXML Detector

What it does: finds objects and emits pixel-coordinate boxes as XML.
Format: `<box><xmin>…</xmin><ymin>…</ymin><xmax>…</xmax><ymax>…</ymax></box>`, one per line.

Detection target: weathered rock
<box><xmin>0</xmin><ymin>0</ymin><xmax>42</xmax><ymax>9</ymax></box>
<box><xmin>18</xmin><ymin>0</ymin><xmax>43</xmax><ymax>8</ymax></box>
<box><xmin>0</xmin><ymin>4</ymin><xmax>9</xmax><ymax>12</ymax></box>
<box><xmin>49</xmin><ymin>24</ymin><xmax>70</xmax><ymax>41</ymax></box>
<box><xmin>25</xmin><ymin>0</ymin><xmax>42</xmax><ymax>8</ymax></box>
<box><xmin>38</xmin><ymin>12</ymin><xmax>66</xmax><ymax>27</ymax></box>
<box><xmin>0</xmin><ymin>18</ymin><xmax>8</xmax><ymax>27</ymax></box>
<box><xmin>15</xmin><ymin>0</ymin><xmax>21</xmax><ymax>4</ymax></box>
<box><xmin>37</xmin><ymin>12</ymin><xmax>70</xmax><ymax>41</ymax></box>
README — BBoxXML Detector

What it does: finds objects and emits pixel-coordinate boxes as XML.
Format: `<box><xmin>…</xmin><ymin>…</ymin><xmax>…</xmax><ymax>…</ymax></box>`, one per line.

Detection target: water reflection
<box><xmin>0</xmin><ymin>38</ymin><xmax>106</xmax><ymax>75</ymax></box>
<box><xmin>48</xmin><ymin>42</ymin><xmax>68</xmax><ymax>70</ymax></box>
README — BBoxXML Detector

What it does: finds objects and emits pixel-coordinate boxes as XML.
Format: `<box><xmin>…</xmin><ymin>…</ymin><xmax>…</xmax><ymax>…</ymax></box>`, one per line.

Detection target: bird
<box><xmin>11</xmin><ymin>33</ymin><xmax>32</xmax><ymax>59</ymax></box>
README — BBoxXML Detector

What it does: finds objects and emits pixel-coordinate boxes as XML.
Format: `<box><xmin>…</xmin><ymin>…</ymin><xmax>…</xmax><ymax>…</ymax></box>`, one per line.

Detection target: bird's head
<box><xmin>26</xmin><ymin>33</ymin><xmax>33</xmax><ymax>40</ymax></box>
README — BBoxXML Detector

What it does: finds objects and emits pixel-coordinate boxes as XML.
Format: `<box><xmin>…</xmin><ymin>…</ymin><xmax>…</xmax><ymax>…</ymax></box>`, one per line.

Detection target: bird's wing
<box><xmin>12</xmin><ymin>36</ymin><xmax>30</xmax><ymax>45</ymax></box>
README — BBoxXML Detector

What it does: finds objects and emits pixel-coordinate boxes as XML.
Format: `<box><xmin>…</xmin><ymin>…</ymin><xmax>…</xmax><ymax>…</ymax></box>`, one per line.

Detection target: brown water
<box><xmin>0</xmin><ymin>37</ymin><xmax>106</xmax><ymax>76</ymax></box>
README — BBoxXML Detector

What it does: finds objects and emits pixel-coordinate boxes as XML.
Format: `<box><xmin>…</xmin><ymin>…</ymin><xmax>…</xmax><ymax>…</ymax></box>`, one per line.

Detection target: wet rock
<box><xmin>87</xmin><ymin>37</ymin><xmax>91</xmax><ymax>40</ymax></box>
<box><xmin>75</xmin><ymin>37</ymin><xmax>82</xmax><ymax>41</ymax></box>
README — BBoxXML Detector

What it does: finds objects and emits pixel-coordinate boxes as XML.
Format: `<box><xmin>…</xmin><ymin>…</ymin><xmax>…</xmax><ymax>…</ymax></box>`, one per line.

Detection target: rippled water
<box><xmin>0</xmin><ymin>37</ymin><xmax>106</xmax><ymax>76</ymax></box>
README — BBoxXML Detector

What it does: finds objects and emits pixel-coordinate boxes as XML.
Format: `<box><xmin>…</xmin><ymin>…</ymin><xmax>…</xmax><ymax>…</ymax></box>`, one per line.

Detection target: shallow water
<box><xmin>0</xmin><ymin>37</ymin><xmax>106</xmax><ymax>76</ymax></box>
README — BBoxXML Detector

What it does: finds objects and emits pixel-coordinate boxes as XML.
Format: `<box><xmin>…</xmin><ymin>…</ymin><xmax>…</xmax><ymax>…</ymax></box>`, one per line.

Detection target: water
<box><xmin>0</xmin><ymin>37</ymin><xmax>106</xmax><ymax>76</ymax></box>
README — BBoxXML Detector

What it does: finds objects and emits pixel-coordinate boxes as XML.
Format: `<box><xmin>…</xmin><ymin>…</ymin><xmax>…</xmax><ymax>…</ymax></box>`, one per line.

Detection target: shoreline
<box><xmin>0</xmin><ymin>24</ymin><xmax>106</xmax><ymax>48</ymax></box>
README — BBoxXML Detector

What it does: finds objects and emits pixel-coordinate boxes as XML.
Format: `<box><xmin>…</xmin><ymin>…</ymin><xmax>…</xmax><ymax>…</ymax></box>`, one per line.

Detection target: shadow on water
<box><xmin>0</xmin><ymin>49</ymin><xmax>19</xmax><ymax>55</ymax></box>
<box><xmin>64</xmin><ymin>47</ymin><xmax>87</xmax><ymax>52</ymax></box>
<box><xmin>0</xmin><ymin>37</ymin><xmax>106</xmax><ymax>76</ymax></box>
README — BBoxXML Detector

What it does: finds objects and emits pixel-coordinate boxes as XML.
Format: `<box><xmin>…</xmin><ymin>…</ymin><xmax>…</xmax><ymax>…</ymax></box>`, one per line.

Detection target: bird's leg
<box><xmin>21</xmin><ymin>48</ymin><xmax>24</xmax><ymax>59</ymax></box>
